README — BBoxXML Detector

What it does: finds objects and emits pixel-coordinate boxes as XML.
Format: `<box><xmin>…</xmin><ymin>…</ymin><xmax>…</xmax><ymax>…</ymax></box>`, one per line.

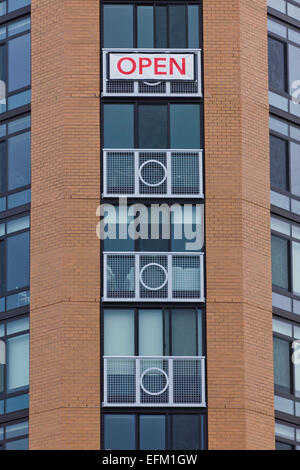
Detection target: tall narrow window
<box><xmin>270</xmin><ymin>135</ymin><xmax>288</xmax><ymax>191</ymax></box>
<box><xmin>273</xmin><ymin>336</ymin><xmax>291</xmax><ymax>393</ymax></box>
<box><xmin>268</xmin><ymin>37</ymin><xmax>286</xmax><ymax>92</ymax></box>
<box><xmin>271</xmin><ymin>234</ymin><xmax>289</xmax><ymax>290</ymax></box>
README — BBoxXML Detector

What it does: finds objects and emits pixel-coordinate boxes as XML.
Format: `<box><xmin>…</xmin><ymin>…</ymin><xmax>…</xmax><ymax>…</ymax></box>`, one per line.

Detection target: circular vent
<box><xmin>139</xmin><ymin>160</ymin><xmax>167</xmax><ymax>187</ymax></box>
<box><xmin>140</xmin><ymin>367</ymin><xmax>169</xmax><ymax>396</ymax></box>
<box><xmin>139</xmin><ymin>263</ymin><xmax>168</xmax><ymax>291</ymax></box>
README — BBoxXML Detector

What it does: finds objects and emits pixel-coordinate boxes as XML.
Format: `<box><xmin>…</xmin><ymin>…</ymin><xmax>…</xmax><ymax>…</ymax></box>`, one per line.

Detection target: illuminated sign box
<box><xmin>109</xmin><ymin>53</ymin><xmax>195</xmax><ymax>81</ymax></box>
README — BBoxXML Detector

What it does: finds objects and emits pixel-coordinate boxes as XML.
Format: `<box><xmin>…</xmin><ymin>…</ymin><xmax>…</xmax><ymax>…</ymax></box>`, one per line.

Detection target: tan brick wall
<box><xmin>203</xmin><ymin>0</ymin><xmax>275</xmax><ymax>449</ymax></box>
<box><xmin>30</xmin><ymin>0</ymin><xmax>100</xmax><ymax>449</ymax></box>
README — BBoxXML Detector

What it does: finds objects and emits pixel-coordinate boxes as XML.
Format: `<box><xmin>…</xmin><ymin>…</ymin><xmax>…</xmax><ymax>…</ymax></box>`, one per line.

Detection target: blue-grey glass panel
<box><xmin>0</xmin><ymin>400</ymin><xmax>3</xmax><ymax>414</ymax></box>
<box><xmin>268</xmin><ymin>0</ymin><xmax>286</xmax><ymax>13</ymax></box>
<box><xmin>7</xmin><ymin>17</ymin><xmax>30</xmax><ymax>37</ymax></box>
<box><xmin>103</xmin><ymin>5</ymin><xmax>133</xmax><ymax>48</ymax></box>
<box><xmin>104</xmin><ymin>104</ymin><xmax>134</xmax><ymax>149</ymax></box>
<box><xmin>270</xmin><ymin>135</ymin><xmax>288</xmax><ymax>191</ymax></box>
<box><xmin>170</xmin><ymin>104</ymin><xmax>201</xmax><ymax>149</ymax></box>
<box><xmin>8</xmin><ymin>131</ymin><xmax>30</xmax><ymax>191</ymax></box>
<box><xmin>169</xmin><ymin>6</ymin><xmax>187</xmax><ymax>48</ymax></box>
<box><xmin>269</xmin><ymin>117</ymin><xmax>288</xmax><ymax>136</ymax></box>
<box><xmin>0</xmin><ymin>197</ymin><xmax>6</xmax><ymax>212</ymax></box>
<box><xmin>269</xmin><ymin>91</ymin><xmax>289</xmax><ymax>111</ymax></box>
<box><xmin>0</xmin><ymin>44</ymin><xmax>6</xmax><ymax>114</ymax></box>
<box><xmin>0</xmin><ymin>142</ymin><xmax>6</xmax><ymax>194</ymax></box>
<box><xmin>188</xmin><ymin>6</ymin><xmax>199</xmax><ymax>48</ymax></box>
<box><xmin>292</xmin><ymin>199</ymin><xmax>300</xmax><ymax>215</ymax></box>
<box><xmin>104</xmin><ymin>415</ymin><xmax>135</xmax><ymax>450</ymax></box>
<box><xmin>138</xmin><ymin>105</ymin><xmax>168</xmax><ymax>149</ymax></box>
<box><xmin>274</xmin><ymin>395</ymin><xmax>294</xmax><ymax>414</ymax></box>
<box><xmin>293</xmin><ymin>299</ymin><xmax>300</xmax><ymax>315</ymax></box>
<box><xmin>7</xmin><ymin>290</ymin><xmax>29</xmax><ymax>310</ymax></box>
<box><xmin>137</xmin><ymin>6</ymin><xmax>153</xmax><ymax>48</ymax></box>
<box><xmin>0</xmin><ymin>297</ymin><xmax>4</xmax><ymax>312</ymax></box>
<box><xmin>172</xmin><ymin>415</ymin><xmax>201</xmax><ymax>450</ymax></box>
<box><xmin>8</xmin><ymin>115</ymin><xmax>30</xmax><ymax>135</ymax></box>
<box><xmin>8</xmin><ymin>189</ymin><xmax>30</xmax><ymax>209</ymax></box>
<box><xmin>8</xmin><ymin>0</ymin><xmax>30</xmax><ymax>12</ymax></box>
<box><xmin>7</xmin><ymin>316</ymin><xmax>29</xmax><ymax>335</ymax></box>
<box><xmin>291</xmin><ymin>143</ymin><xmax>300</xmax><ymax>197</ymax></box>
<box><xmin>0</xmin><ymin>1</ymin><xmax>6</xmax><ymax>16</ymax></box>
<box><xmin>268</xmin><ymin>37</ymin><xmax>286</xmax><ymax>92</ymax></box>
<box><xmin>6</xmin><ymin>420</ymin><xmax>28</xmax><ymax>439</ymax></box>
<box><xmin>274</xmin><ymin>336</ymin><xmax>291</xmax><ymax>390</ymax></box>
<box><xmin>267</xmin><ymin>19</ymin><xmax>287</xmax><ymax>38</ymax></box>
<box><xmin>6</xmin><ymin>393</ymin><xmax>29</xmax><ymax>413</ymax></box>
<box><xmin>7</xmin><ymin>232</ymin><xmax>30</xmax><ymax>291</ymax></box>
<box><xmin>8</xmin><ymin>89</ymin><xmax>31</xmax><ymax>111</ymax></box>
<box><xmin>5</xmin><ymin>438</ymin><xmax>28</xmax><ymax>450</ymax></box>
<box><xmin>7</xmin><ymin>215</ymin><xmax>30</xmax><ymax>235</ymax></box>
<box><xmin>288</xmin><ymin>3</ymin><xmax>300</xmax><ymax>20</ymax></box>
<box><xmin>140</xmin><ymin>415</ymin><xmax>165</xmax><ymax>450</ymax></box>
<box><xmin>8</xmin><ymin>33</ymin><xmax>30</xmax><ymax>92</ymax></box>
<box><xmin>155</xmin><ymin>6</ymin><xmax>167</xmax><ymax>48</ymax></box>
<box><xmin>271</xmin><ymin>235</ymin><xmax>289</xmax><ymax>289</ymax></box>
<box><xmin>171</xmin><ymin>308</ymin><xmax>197</xmax><ymax>356</ymax></box>
<box><xmin>270</xmin><ymin>190</ymin><xmax>290</xmax><ymax>211</ymax></box>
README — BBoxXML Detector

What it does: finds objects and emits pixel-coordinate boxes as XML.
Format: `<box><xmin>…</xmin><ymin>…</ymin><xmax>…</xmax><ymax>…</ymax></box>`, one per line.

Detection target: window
<box><xmin>104</xmin><ymin>308</ymin><xmax>204</xmax><ymax>357</ymax></box>
<box><xmin>0</xmin><ymin>114</ymin><xmax>31</xmax><ymax>212</ymax></box>
<box><xmin>0</xmin><ymin>214</ymin><xmax>30</xmax><ymax>312</ymax></box>
<box><xmin>103</xmin><ymin>3</ymin><xmax>201</xmax><ymax>49</ymax></box>
<box><xmin>0</xmin><ymin>419</ymin><xmax>28</xmax><ymax>450</ymax></box>
<box><xmin>268</xmin><ymin>37</ymin><xmax>286</xmax><ymax>93</ymax></box>
<box><xmin>271</xmin><ymin>216</ymin><xmax>300</xmax><ymax>296</ymax></box>
<box><xmin>103</xmin><ymin>413</ymin><xmax>206</xmax><ymax>450</ymax></box>
<box><xmin>0</xmin><ymin>16</ymin><xmax>31</xmax><ymax>114</ymax></box>
<box><xmin>275</xmin><ymin>421</ymin><xmax>300</xmax><ymax>450</ymax></box>
<box><xmin>268</xmin><ymin>19</ymin><xmax>300</xmax><ymax>118</ymax></box>
<box><xmin>103</xmin><ymin>103</ymin><xmax>202</xmax><ymax>149</ymax></box>
<box><xmin>0</xmin><ymin>316</ymin><xmax>29</xmax><ymax>416</ymax></box>
<box><xmin>273</xmin><ymin>317</ymin><xmax>300</xmax><ymax>402</ymax></box>
<box><xmin>102</xmin><ymin>204</ymin><xmax>204</xmax><ymax>253</ymax></box>
<box><xmin>0</xmin><ymin>0</ymin><xmax>30</xmax><ymax>16</ymax></box>
<box><xmin>270</xmin><ymin>135</ymin><xmax>288</xmax><ymax>191</ymax></box>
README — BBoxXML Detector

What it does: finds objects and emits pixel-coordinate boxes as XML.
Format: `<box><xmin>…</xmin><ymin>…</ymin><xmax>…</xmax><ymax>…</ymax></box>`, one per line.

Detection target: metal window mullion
<box><xmin>166</xmin><ymin>81</ymin><xmax>171</xmax><ymax>96</ymax></box>
<box><xmin>136</xmin><ymin>357</ymin><xmax>141</xmax><ymax>405</ymax></box>
<box><xmin>199</xmin><ymin>151</ymin><xmax>203</xmax><ymax>196</ymax></box>
<box><xmin>135</xmin><ymin>254</ymin><xmax>140</xmax><ymax>300</ymax></box>
<box><xmin>168</xmin><ymin>254</ymin><xmax>172</xmax><ymax>300</ymax></box>
<box><xmin>103</xmin><ymin>254</ymin><xmax>107</xmax><ymax>300</ymax></box>
<box><xmin>103</xmin><ymin>151</ymin><xmax>107</xmax><ymax>196</ymax></box>
<box><xmin>197</xmin><ymin>50</ymin><xmax>202</xmax><ymax>96</ymax></box>
<box><xmin>167</xmin><ymin>151</ymin><xmax>171</xmax><ymax>196</ymax></box>
<box><xmin>103</xmin><ymin>51</ymin><xmax>107</xmax><ymax>96</ymax></box>
<box><xmin>134</xmin><ymin>151</ymin><xmax>139</xmax><ymax>197</ymax></box>
<box><xmin>200</xmin><ymin>254</ymin><xmax>204</xmax><ymax>301</ymax></box>
<box><xmin>134</xmin><ymin>81</ymin><xmax>138</xmax><ymax>95</ymax></box>
<box><xmin>168</xmin><ymin>358</ymin><xmax>174</xmax><ymax>406</ymax></box>
<box><xmin>103</xmin><ymin>358</ymin><xmax>107</xmax><ymax>406</ymax></box>
<box><xmin>201</xmin><ymin>357</ymin><xmax>206</xmax><ymax>406</ymax></box>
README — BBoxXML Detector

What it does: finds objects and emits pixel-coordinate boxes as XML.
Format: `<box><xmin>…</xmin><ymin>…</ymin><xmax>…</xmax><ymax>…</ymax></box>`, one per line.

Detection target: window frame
<box><xmin>101</xmin><ymin>1</ymin><xmax>203</xmax><ymax>50</ymax></box>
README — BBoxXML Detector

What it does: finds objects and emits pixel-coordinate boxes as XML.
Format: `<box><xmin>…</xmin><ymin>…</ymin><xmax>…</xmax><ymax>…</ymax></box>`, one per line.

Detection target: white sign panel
<box><xmin>109</xmin><ymin>53</ymin><xmax>195</xmax><ymax>81</ymax></box>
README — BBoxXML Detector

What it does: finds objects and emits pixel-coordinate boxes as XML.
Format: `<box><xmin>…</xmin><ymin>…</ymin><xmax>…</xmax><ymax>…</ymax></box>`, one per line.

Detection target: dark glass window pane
<box><xmin>0</xmin><ymin>241</ymin><xmax>4</xmax><ymax>292</ymax></box>
<box><xmin>137</xmin><ymin>6</ymin><xmax>154</xmax><ymax>48</ymax></box>
<box><xmin>170</xmin><ymin>104</ymin><xmax>201</xmax><ymax>149</ymax></box>
<box><xmin>268</xmin><ymin>37</ymin><xmax>286</xmax><ymax>92</ymax></box>
<box><xmin>270</xmin><ymin>135</ymin><xmax>288</xmax><ymax>191</ymax></box>
<box><xmin>0</xmin><ymin>142</ymin><xmax>6</xmax><ymax>193</ymax></box>
<box><xmin>171</xmin><ymin>309</ymin><xmax>197</xmax><ymax>356</ymax></box>
<box><xmin>0</xmin><ymin>364</ymin><xmax>4</xmax><ymax>393</ymax></box>
<box><xmin>103</xmin><ymin>5</ymin><xmax>133</xmax><ymax>48</ymax></box>
<box><xmin>276</xmin><ymin>441</ymin><xmax>293</xmax><ymax>450</ymax></box>
<box><xmin>138</xmin><ymin>105</ymin><xmax>168</xmax><ymax>149</ymax></box>
<box><xmin>169</xmin><ymin>6</ymin><xmax>187</xmax><ymax>48</ymax></box>
<box><xmin>8</xmin><ymin>131</ymin><xmax>30</xmax><ymax>190</ymax></box>
<box><xmin>156</xmin><ymin>6</ymin><xmax>167</xmax><ymax>48</ymax></box>
<box><xmin>290</xmin><ymin>142</ymin><xmax>300</xmax><ymax>197</ymax></box>
<box><xmin>104</xmin><ymin>415</ymin><xmax>135</xmax><ymax>450</ymax></box>
<box><xmin>188</xmin><ymin>6</ymin><xmax>200</xmax><ymax>48</ymax></box>
<box><xmin>140</xmin><ymin>415</ymin><xmax>166</xmax><ymax>450</ymax></box>
<box><xmin>7</xmin><ymin>231</ymin><xmax>30</xmax><ymax>291</ymax></box>
<box><xmin>171</xmin><ymin>415</ymin><xmax>201</xmax><ymax>450</ymax></box>
<box><xmin>138</xmin><ymin>209</ymin><xmax>169</xmax><ymax>252</ymax></box>
<box><xmin>5</xmin><ymin>438</ymin><xmax>28</xmax><ymax>450</ymax></box>
<box><xmin>273</xmin><ymin>336</ymin><xmax>291</xmax><ymax>392</ymax></box>
<box><xmin>104</xmin><ymin>104</ymin><xmax>134</xmax><ymax>149</ymax></box>
<box><xmin>0</xmin><ymin>44</ymin><xmax>6</xmax><ymax>83</ymax></box>
<box><xmin>8</xmin><ymin>33</ymin><xmax>31</xmax><ymax>92</ymax></box>
<box><xmin>271</xmin><ymin>235</ymin><xmax>289</xmax><ymax>289</ymax></box>
<box><xmin>8</xmin><ymin>0</ymin><xmax>30</xmax><ymax>13</ymax></box>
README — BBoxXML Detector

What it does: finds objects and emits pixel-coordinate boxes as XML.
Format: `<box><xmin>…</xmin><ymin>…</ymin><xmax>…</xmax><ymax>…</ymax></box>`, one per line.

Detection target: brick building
<box><xmin>0</xmin><ymin>0</ymin><xmax>299</xmax><ymax>450</ymax></box>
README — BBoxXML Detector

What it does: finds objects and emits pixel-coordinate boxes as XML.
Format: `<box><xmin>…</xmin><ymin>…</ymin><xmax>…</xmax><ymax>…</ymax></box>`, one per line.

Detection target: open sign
<box><xmin>109</xmin><ymin>53</ymin><xmax>195</xmax><ymax>81</ymax></box>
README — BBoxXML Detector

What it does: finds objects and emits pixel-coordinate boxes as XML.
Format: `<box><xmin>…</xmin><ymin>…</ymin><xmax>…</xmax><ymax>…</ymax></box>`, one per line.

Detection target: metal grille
<box><xmin>172</xmin><ymin>255</ymin><xmax>202</xmax><ymax>299</ymax></box>
<box><xmin>105</xmin><ymin>254</ymin><xmax>135</xmax><ymax>299</ymax></box>
<box><xmin>171</xmin><ymin>152</ymin><xmax>201</xmax><ymax>195</ymax></box>
<box><xmin>139</xmin><ymin>255</ymin><xmax>168</xmax><ymax>299</ymax></box>
<box><xmin>103</xmin><ymin>253</ymin><xmax>204</xmax><ymax>302</ymax></box>
<box><xmin>103</xmin><ymin>149</ymin><xmax>203</xmax><ymax>198</ymax></box>
<box><xmin>103</xmin><ymin>356</ymin><xmax>206</xmax><ymax>407</ymax></box>
<box><xmin>102</xmin><ymin>49</ymin><xmax>202</xmax><ymax>97</ymax></box>
<box><xmin>106</xmin><ymin>151</ymin><xmax>135</xmax><ymax>194</ymax></box>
